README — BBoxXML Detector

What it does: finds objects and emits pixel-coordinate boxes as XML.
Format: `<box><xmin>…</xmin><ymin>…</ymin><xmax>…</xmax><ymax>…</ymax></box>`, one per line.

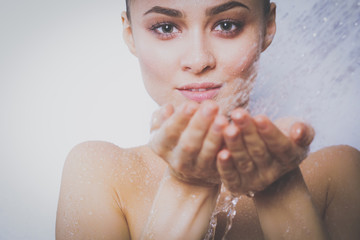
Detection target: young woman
<box><xmin>56</xmin><ymin>0</ymin><xmax>360</xmax><ymax>239</ymax></box>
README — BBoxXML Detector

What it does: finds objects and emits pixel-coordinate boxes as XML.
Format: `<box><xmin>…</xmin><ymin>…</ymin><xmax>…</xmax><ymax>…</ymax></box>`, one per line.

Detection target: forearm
<box><xmin>254</xmin><ymin>168</ymin><xmax>330</xmax><ymax>240</ymax></box>
<box><xmin>141</xmin><ymin>168</ymin><xmax>220</xmax><ymax>240</ymax></box>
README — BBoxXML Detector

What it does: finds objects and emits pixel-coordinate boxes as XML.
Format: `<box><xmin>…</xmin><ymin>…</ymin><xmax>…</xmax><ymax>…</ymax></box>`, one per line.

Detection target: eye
<box><xmin>215</xmin><ymin>22</ymin><xmax>236</xmax><ymax>31</ymax></box>
<box><xmin>213</xmin><ymin>19</ymin><xmax>243</xmax><ymax>37</ymax></box>
<box><xmin>150</xmin><ymin>22</ymin><xmax>181</xmax><ymax>39</ymax></box>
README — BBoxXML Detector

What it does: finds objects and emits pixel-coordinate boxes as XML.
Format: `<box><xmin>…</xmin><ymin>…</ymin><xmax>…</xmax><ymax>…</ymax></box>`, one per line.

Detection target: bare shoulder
<box><xmin>56</xmin><ymin>141</ymin><xmax>155</xmax><ymax>240</ymax></box>
<box><xmin>63</xmin><ymin>141</ymin><xmax>123</xmax><ymax>175</ymax></box>
<box><xmin>301</xmin><ymin>145</ymin><xmax>360</xmax><ymax>239</ymax></box>
<box><xmin>301</xmin><ymin>145</ymin><xmax>360</xmax><ymax>196</ymax></box>
<box><xmin>60</xmin><ymin>141</ymin><xmax>163</xmax><ymax>200</ymax></box>
<box><xmin>302</xmin><ymin>145</ymin><xmax>360</xmax><ymax>182</ymax></box>
<box><xmin>63</xmin><ymin>141</ymin><xmax>142</xmax><ymax>179</ymax></box>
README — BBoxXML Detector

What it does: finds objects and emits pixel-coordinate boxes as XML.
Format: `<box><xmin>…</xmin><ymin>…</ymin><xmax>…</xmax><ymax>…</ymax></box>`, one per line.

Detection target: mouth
<box><xmin>176</xmin><ymin>82</ymin><xmax>222</xmax><ymax>102</ymax></box>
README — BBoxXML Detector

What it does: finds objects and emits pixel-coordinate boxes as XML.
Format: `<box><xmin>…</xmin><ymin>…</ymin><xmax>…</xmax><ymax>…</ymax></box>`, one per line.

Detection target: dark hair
<box><xmin>126</xmin><ymin>0</ymin><xmax>271</xmax><ymax>21</ymax></box>
<box><xmin>126</xmin><ymin>0</ymin><xmax>131</xmax><ymax>20</ymax></box>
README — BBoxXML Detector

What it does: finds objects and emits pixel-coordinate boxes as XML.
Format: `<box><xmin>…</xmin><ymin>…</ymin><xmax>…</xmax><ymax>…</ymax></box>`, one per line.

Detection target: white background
<box><xmin>0</xmin><ymin>0</ymin><xmax>359</xmax><ymax>239</ymax></box>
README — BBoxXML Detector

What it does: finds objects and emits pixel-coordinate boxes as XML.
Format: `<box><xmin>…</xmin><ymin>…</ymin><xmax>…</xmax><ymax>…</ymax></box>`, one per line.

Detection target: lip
<box><xmin>176</xmin><ymin>82</ymin><xmax>222</xmax><ymax>102</ymax></box>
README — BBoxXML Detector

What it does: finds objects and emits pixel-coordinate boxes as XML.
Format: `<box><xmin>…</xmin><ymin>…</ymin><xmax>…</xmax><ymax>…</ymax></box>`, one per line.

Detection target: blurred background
<box><xmin>0</xmin><ymin>0</ymin><xmax>359</xmax><ymax>239</ymax></box>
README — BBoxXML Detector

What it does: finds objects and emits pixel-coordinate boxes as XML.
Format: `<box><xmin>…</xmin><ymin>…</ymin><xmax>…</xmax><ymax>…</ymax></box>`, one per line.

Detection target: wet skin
<box><xmin>56</xmin><ymin>113</ymin><xmax>360</xmax><ymax>239</ymax></box>
<box><xmin>150</xmin><ymin>100</ymin><xmax>313</xmax><ymax>194</ymax></box>
<box><xmin>56</xmin><ymin>0</ymin><xmax>360</xmax><ymax>239</ymax></box>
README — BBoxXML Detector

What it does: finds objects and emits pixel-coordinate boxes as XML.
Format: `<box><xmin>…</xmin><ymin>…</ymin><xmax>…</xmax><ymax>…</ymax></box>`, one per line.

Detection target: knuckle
<box><xmin>250</xmin><ymin>147</ymin><xmax>266</xmax><ymax>159</ymax></box>
<box><xmin>163</xmin><ymin>127</ymin><xmax>180</xmax><ymax>142</ymax></box>
<box><xmin>173</xmin><ymin>161</ymin><xmax>190</xmax><ymax>173</ymax></box>
<box><xmin>237</xmin><ymin>161</ymin><xmax>253</xmax><ymax>173</ymax></box>
<box><xmin>281</xmin><ymin>141</ymin><xmax>293</xmax><ymax>155</ymax></box>
<box><xmin>180</xmin><ymin>143</ymin><xmax>199</xmax><ymax>155</ymax></box>
<box><xmin>202</xmin><ymin>140</ymin><xmax>218</xmax><ymax>156</ymax></box>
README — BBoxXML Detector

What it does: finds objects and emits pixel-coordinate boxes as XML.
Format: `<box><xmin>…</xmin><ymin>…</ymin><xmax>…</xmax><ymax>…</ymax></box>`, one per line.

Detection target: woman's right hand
<box><xmin>149</xmin><ymin>100</ymin><xmax>228</xmax><ymax>186</ymax></box>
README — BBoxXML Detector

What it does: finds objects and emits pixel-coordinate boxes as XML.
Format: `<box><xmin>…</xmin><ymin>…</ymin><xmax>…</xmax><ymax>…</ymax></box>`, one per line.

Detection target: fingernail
<box><xmin>213</xmin><ymin>116</ymin><xmax>226</xmax><ymax>133</ymax></box>
<box><xmin>295</xmin><ymin>126</ymin><xmax>304</xmax><ymax>140</ymax></box>
<box><xmin>225</xmin><ymin>125</ymin><xmax>239</xmax><ymax>139</ymax></box>
<box><xmin>255</xmin><ymin>116</ymin><xmax>267</xmax><ymax>130</ymax></box>
<box><xmin>232</xmin><ymin>110</ymin><xmax>247</xmax><ymax>126</ymax></box>
<box><xmin>219</xmin><ymin>150</ymin><xmax>230</xmax><ymax>161</ymax></box>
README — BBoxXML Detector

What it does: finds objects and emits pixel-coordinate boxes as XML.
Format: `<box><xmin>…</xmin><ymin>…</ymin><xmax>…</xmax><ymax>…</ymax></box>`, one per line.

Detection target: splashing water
<box><xmin>204</xmin><ymin>186</ymin><xmax>240</xmax><ymax>240</ymax></box>
<box><xmin>206</xmin><ymin>1</ymin><xmax>360</xmax><ymax>237</ymax></box>
<box><xmin>250</xmin><ymin>0</ymin><xmax>360</xmax><ymax>151</ymax></box>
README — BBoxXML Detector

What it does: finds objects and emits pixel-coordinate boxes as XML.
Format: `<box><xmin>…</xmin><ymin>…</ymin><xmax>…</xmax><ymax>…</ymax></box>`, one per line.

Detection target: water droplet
<box><xmin>88</xmin><ymin>211</ymin><xmax>93</xmax><ymax>215</ymax></box>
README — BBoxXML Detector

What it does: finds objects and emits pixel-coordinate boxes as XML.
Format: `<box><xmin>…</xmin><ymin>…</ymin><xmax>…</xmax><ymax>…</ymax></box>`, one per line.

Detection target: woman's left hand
<box><xmin>216</xmin><ymin>108</ymin><xmax>314</xmax><ymax>196</ymax></box>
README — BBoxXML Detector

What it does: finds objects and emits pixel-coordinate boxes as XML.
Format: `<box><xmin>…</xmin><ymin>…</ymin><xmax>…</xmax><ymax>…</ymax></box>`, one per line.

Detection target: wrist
<box><xmin>253</xmin><ymin>169</ymin><xmax>329</xmax><ymax>239</ymax></box>
<box><xmin>143</xmin><ymin>167</ymin><xmax>220</xmax><ymax>240</ymax></box>
<box><xmin>166</xmin><ymin>166</ymin><xmax>221</xmax><ymax>189</ymax></box>
<box><xmin>254</xmin><ymin>167</ymin><xmax>307</xmax><ymax>204</ymax></box>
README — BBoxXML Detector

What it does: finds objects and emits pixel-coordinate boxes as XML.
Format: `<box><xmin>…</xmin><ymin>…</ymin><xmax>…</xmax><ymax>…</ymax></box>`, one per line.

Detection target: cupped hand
<box><xmin>149</xmin><ymin>100</ymin><xmax>228</xmax><ymax>186</ymax></box>
<box><xmin>216</xmin><ymin>108</ymin><xmax>314</xmax><ymax>196</ymax></box>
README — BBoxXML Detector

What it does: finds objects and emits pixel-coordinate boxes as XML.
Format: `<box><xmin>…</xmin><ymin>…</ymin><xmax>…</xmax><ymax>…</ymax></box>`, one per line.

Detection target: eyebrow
<box><xmin>143</xmin><ymin>1</ymin><xmax>249</xmax><ymax>18</ymax></box>
<box><xmin>143</xmin><ymin>6</ymin><xmax>183</xmax><ymax>18</ymax></box>
<box><xmin>206</xmin><ymin>1</ymin><xmax>250</xmax><ymax>16</ymax></box>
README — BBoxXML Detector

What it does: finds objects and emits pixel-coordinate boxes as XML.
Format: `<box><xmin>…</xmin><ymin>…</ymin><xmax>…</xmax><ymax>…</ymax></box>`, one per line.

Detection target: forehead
<box><xmin>129</xmin><ymin>0</ymin><xmax>263</xmax><ymax>16</ymax></box>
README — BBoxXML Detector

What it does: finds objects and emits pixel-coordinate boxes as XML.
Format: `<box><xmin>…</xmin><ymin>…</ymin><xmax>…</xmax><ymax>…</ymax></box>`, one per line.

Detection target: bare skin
<box><xmin>56</xmin><ymin>0</ymin><xmax>360</xmax><ymax>239</ymax></box>
<box><xmin>56</xmin><ymin>102</ymin><xmax>360</xmax><ymax>239</ymax></box>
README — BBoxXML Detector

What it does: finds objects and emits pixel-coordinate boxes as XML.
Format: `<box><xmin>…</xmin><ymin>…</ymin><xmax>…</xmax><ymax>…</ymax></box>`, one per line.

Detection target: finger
<box><xmin>197</xmin><ymin>114</ymin><xmax>228</xmax><ymax>171</ymax></box>
<box><xmin>290</xmin><ymin>122</ymin><xmax>315</xmax><ymax>147</ymax></box>
<box><xmin>150</xmin><ymin>101</ymin><xmax>199</xmax><ymax>158</ymax></box>
<box><xmin>217</xmin><ymin>149</ymin><xmax>242</xmax><ymax>194</ymax></box>
<box><xmin>150</xmin><ymin>104</ymin><xmax>174</xmax><ymax>132</ymax></box>
<box><xmin>274</xmin><ymin>117</ymin><xmax>297</xmax><ymax>136</ymax></box>
<box><xmin>223</xmin><ymin>123</ymin><xmax>254</xmax><ymax>173</ymax></box>
<box><xmin>253</xmin><ymin>115</ymin><xmax>294</xmax><ymax>164</ymax></box>
<box><xmin>174</xmin><ymin>101</ymin><xmax>218</xmax><ymax>169</ymax></box>
<box><xmin>231</xmin><ymin>109</ymin><xmax>271</xmax><ymax>169</ymax></box>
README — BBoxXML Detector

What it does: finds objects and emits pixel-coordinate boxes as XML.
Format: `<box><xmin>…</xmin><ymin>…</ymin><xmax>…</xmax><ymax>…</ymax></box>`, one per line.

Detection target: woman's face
<box><xmin>123</xmin><ymin>0</ymin><xmax>276</xmax><ymax>114</ymax></box>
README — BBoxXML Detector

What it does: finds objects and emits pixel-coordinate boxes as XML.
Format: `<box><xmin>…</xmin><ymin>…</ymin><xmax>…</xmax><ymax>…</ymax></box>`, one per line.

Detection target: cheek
<box><xmin>215</xmin><ymin>35</ymin><xmax>263</xmax><ymax>113</ymax></box>
<box><xmin>134</xmin><ymin>38</ymin><xmax>180</xmax><ymax>105</ymax></box>
<box><xmin>135</xmin><ymin>34</ymin><xmax>179</xmax><ymax>80</ymax></box>
<box><xmin>220</xmin><ymin>42</ymin><xmax>261</xmax><ymax>79</ymax></box>
<box><xmin>218</xmin><ymin>26</ymin><xmax>263</xmax><ymax>78</ymax></box>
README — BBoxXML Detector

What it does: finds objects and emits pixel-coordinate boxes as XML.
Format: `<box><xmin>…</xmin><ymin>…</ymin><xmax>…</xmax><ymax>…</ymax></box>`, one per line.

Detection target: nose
<box><xmin>180</xmin><ymin>32</ymin><xmax>216</xmax><ymax>75</ymax></box>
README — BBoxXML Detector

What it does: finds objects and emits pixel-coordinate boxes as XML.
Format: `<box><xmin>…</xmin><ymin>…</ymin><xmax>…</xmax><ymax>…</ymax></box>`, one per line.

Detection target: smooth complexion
<box><xmin>56</xmin><ymin>1</ymin><xmax>360</xmax><ymax>239</ymax></box>
<box><xmin>123</xmin><ymin>0</ymin><xmax>275</xmax><ymax>114</ymax></box>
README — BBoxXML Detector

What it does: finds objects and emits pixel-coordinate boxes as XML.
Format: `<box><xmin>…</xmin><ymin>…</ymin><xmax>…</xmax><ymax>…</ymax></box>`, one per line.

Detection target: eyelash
<box><xmin>149</xmin><ymin>19</ymin><xmax>243</xmax><ymax>40</ymax></box>
<box><xmin>213</xmin><ymin>19</ymin><xmax>244</xmax><ymax>37</ymax></box>
<box><xmin>149</xmin><ymin>21</ymin><xmax>181</xmax><ymax>40</ymax></box>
